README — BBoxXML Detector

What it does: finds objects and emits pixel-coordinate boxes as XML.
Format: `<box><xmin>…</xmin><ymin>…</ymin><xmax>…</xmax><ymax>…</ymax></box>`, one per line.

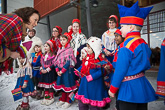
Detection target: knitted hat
<box><xmin>55</xmin><ymin>26</ymin><xmax>62</xmax><ymax>35</ymax></box>
<box><xmin>87</xmin><ymin>37</ymin><xmax>102</xmax><ymax>59</ymax></box>
<box><xmin>109</xmin><ymin>15</ymin><xmax>119</xmax><ymax>27</ymax></box>
<box><xmin>46</xmin><ymin>40</ymin><xmax>56</xmax><ymax>52</ymax></box>
<box><xmin>114</xmin><ymin>29</ymin><xmax>122</xmax><ymax>36</ymax></box>
<box><xmin>80</xmin><ymin>47</ymin><xmax>88</xmax><ymax>60</ymax></box>
<box><xmin>17</xmin><ymin>45</ymin><xmax>27</xmax><ymax>58</ymax></box>
<box><xmin>118</xmin><ymin>1</ymin><xmax>153</xmax><ymax>27</ymax></box>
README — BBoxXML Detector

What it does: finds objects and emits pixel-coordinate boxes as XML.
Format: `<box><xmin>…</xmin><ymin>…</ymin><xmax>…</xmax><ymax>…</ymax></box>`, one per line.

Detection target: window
<box><xmin>141</xmin><ymin>9</ymin><xmax>165</xmax><ymax>48</ymax></box>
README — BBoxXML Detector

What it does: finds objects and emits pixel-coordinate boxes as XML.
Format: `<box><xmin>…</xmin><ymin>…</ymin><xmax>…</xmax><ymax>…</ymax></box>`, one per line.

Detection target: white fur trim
<box><xmin>29</xmin><ymin>39</ymin><xmax>43</xmax><ymax>54</ymax></box>
<box><xmin>80</xmin><ymin>47</ymin><xmax>88</xmax><ymax>60</ymax></box>
<box><xmin>87</xmin><ymin>37</ymin><xmax>102</xmax><ymax>59</ymax></box>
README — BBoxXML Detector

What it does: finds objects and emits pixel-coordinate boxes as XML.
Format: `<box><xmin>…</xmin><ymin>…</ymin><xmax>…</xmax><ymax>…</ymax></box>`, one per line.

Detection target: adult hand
<box><xmin>10</xmin><ymin>51</ymin><xmax>20</xmax><ymax>59</ymax></box>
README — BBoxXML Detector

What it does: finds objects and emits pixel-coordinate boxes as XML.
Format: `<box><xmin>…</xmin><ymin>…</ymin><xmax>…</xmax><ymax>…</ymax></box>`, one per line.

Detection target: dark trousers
<box><xmin>116</xmin><ymin>91</ymin><xmax>120</xmax><ymax>110</ymax></box>
<box><xmin>118</xmin><ymin>100</ymin><xmax>147</xmax><ymax>110</ymax></box>
<box><xmin>32</xmin><ymin>77</ymin><xmax>39</xmax><ymax>90</ymax></box>
<box><xmin>78</xmin><ymin>100</ymin><xmax>100</xmax><ymax>110</ymax></box>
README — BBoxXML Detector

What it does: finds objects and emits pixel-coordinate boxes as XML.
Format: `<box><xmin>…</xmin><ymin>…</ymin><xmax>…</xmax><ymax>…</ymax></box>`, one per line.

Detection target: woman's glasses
<box><xmin>53</xmin><ymin>30</ymin><xmax>59</xmax><ymax>32</ymax></box>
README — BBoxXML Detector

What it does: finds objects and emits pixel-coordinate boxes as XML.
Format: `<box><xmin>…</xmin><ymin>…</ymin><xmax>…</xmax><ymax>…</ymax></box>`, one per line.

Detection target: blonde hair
<box><xmin>135</xmin><ymin>25</ymin><xmax>142</xmax><ymax>31</ymax></box>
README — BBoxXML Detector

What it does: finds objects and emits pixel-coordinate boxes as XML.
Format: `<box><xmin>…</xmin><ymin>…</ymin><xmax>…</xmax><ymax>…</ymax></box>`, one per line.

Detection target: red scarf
<box><xmin>80</xmin><ymin>53</ymin><xmax>102</xmax><ymax>77</ymax></box>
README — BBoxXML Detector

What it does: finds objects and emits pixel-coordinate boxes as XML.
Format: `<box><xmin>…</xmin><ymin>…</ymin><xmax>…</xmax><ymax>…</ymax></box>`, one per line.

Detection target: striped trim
<box><xmin>156</xmin><ymin>81</ymin><xmax>165</xmax><ymax>97</ymax></box>
<box><xmin>125</xmin><ymin>37</ymin><xmax>141</xmax><ymax>48</ymax></box>
<box><xmin>12</xmin><ymin>91</ymin><xmax>22</xmax><ymax>95</ymax></box>
<box><xmin>120</xmin><ymin>16</ymin><xmax>144</xmax><ymax>26</ymax></box>
<box><xmin>125</xmin><ymin>36</ymin><xmax>147</xmax><ymax>53</ymax></box>
<box><xmin>122</xmin><ymin>72</ymin><xmax>144</xmax><ymax>82</ymax></box>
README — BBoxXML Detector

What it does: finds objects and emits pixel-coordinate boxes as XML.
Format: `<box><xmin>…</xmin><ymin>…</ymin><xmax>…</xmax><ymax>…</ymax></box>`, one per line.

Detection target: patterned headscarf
<box><xmin>55</xmin><ymin>26</ymin><xmax>62</xmax><ymax>35</ymax></box>
<box><xmin>59</xmin><ymin>32</ymin><xmax>72</xmax><ymax>48</ymax></box>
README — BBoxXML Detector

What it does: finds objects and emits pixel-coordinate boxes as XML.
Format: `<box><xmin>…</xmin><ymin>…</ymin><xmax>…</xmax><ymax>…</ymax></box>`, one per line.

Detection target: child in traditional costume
<box><xmin>108</xmin><ymin>2</ymin><xmax>157</xmax><ymax>110</ymax></box>
<box><xmin>53</xmin><ymin>33</ymin><xmax>77</xmax><ymax>109</ymax></box>
<box><xmin>15</xmin><ymin>47</ymin><xmax>36</xmax><ymax>110</ymax></box>
<box><xmin>112</xmin><ymin>29</ymin><xmax>124</xmax><ymax>69</ymax></box>
<box><xmin>38</xmin><ymin>40</ymin><xmax>57</xmax><ymax>106</ymax></box>
<box><xmin>30</xmin><ymin>40</ymin><xmax>43</xmax><ymax>99</ymax></box>
<box><xmin>75</xmin><ymin>37</ymin><xmax>111</xmax><ymax>110</ymax></box>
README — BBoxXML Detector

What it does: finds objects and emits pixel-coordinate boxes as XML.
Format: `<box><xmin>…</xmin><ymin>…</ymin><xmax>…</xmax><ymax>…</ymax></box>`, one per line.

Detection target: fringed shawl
<box><xmin>17</xmin><ymin>65</ymin><xmax>32</xmax><ymax>78</ymax></box>
<box><xmin>41</xmin><ymin>53</ymin><xmax>55</xmax><ymax>69</ymax></box>
<box><xmin>54</xmin><ymin>44</ymin><xmax>77</xmax><ymax>68</ymax></box>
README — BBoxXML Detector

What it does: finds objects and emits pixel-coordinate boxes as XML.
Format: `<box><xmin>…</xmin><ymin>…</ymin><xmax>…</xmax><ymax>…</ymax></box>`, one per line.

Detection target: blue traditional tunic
<box><xmin>109</xmin><ymin>31</ymin><xmax>157</xmax><ymax>103</ymax></box>
<box><xmin>112</xmin><ymin>42</ymin><xmax>124</xmax><ymax>69</ymax></box>
<box><xmin>31</xmin><ymin>52</ymin><xmax>42</xmax><ymax>78</ymax></box>
<box><xmin>156</xmin><ymin>38</ymin><xmax>165</xmax><ymax>98</ymax></box>
<box><xmin>107</xmin><ymin>42</ymin><xmax>124</xmax><ymax>88</ymax></box>
<box><xmin>15</xmin><ymin>66</ymin><xmax>36</xmax><ymax>97</ymax></box>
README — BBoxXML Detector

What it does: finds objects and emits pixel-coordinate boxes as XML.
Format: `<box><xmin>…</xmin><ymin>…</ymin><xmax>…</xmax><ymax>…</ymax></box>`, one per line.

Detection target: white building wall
<box><xmin>35</xmin><ymin>6</ymin><xmax>77</xmax><ymax>44</ymax></box>
<box><xmin>7</xmin><ymin>0</ymin><xmax>33</xmax><ymax>13</ymax></box>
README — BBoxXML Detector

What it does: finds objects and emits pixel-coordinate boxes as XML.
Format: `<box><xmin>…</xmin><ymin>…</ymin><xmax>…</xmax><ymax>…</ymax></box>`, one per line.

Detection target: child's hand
<box><xmin>41</xmin><ymin>70</ymin><xmax>47</xmax><ymax>74</ymax></box>
<box><xmin>22</xmin><ymin>83</ymin><xmax>27</xmax><ymax>88</ymax></box>
<box><xmin>105</xmin><ymin>51</ymin><xmax>111</xmax><ymax>56</ymax></box>
<box><xmin>108</xmin><ymin>90</ymin><xmax>115</xmax><ymax>98</ymax></box>
<box><xmin>74</xmin><ymin>70</ymin><xmax>79</xmax><ymax>76</ymax></box>
<box><xmin>111</xmin><ymin>50</ymin><xmax>115</xmax><ymax>55</ymax></box>
<box><xmin>57</xmin><ymin>71</ymin><xmax>62</xmax><ymax>76</ymax></box>
<box><xmin>104</xmin><ymin>65</ymin><xmax>110</xmax><ymax>71</ymax></box>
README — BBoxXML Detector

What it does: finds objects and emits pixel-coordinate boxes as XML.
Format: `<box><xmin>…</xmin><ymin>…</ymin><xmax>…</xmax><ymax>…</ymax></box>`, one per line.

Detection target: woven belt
<box><xmin>33</xmin><ymin>66</ymin><xmax>40</xmax><ymax>70</ymax></box>
<box><xmin>122</xmin><ymin>72</ymin><xmax>144</xmax><ymax>82</ymax></box>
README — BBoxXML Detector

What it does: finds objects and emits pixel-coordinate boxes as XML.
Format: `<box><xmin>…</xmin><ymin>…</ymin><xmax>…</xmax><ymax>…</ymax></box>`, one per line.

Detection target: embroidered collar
<box><xmin>125</xmin><ymin>31</ymin><xmax>141</xmax><ymax>41</ymax></box>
